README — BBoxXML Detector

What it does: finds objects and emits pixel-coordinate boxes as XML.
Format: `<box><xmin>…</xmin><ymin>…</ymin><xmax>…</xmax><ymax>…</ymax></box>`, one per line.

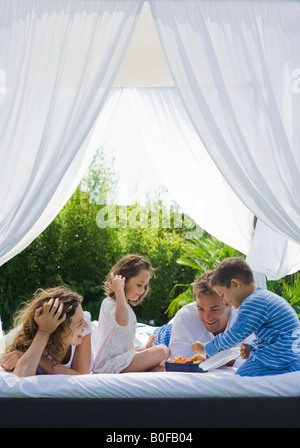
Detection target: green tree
<box><xmin>268</xmin><ymin>272</ymin><xmax>300</xmax><ymax>316</ymax></box>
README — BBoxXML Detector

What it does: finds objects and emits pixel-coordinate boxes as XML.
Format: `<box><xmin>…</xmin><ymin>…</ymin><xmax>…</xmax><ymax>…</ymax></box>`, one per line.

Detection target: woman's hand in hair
<box><xmin>34</xmin><ymin>298</ymin><xmax>66</xmax><ymax>336</ymax></box>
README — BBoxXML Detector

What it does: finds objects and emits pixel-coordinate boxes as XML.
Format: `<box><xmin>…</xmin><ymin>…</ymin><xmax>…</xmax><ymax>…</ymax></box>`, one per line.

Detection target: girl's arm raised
<box><xmin>106</xmin><ymin>273</ymin><xmax>129</xmax><ymax>326</ymax></box>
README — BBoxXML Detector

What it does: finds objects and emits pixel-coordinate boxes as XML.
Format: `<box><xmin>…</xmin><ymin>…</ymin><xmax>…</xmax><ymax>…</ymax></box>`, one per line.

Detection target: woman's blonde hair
<box><xmin>104</xmin><ymin>254</ymin><xmax>155</xmax><ymax>306</ymax></box>
<box><xmin>4</xmin><ymin>286</ymin><xmax>83</xmax><ymax>367</ymax></box>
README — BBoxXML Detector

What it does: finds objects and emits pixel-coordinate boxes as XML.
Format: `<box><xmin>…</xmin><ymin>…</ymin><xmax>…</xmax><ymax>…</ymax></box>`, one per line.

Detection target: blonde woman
<box><xmin>0</xmin><ymin>286</ymin><xmax>92</xmax><ymax>377</ymax></box>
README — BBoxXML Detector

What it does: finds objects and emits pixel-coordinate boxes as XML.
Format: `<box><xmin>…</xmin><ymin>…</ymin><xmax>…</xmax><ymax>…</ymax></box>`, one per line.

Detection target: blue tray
<box><xmin>165</xmin><ymin>362</ymin><xmax>205</xmax><ymax>372</ymax></box>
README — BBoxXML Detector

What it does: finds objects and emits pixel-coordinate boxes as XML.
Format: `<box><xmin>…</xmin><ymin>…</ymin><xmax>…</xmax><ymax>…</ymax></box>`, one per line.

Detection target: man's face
<box><xmin>195</xmin><ymin>293</ymin><xmax>230</xmax><ymax>335</ymax></box>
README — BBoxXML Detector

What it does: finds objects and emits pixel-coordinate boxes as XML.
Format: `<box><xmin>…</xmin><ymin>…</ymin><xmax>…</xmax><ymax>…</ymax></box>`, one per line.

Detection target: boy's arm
<box><xmin>204</xmin><ymin>297</ymin><xmax>267</xmax><ymax>356</ymax></box>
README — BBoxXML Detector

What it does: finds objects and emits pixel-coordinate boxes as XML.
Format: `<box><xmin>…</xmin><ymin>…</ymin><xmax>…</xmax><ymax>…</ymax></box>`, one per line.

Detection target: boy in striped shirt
<box><xmin>191</xmin><ymin>257</ymin><xmax>300</xmax><ymax>376</ymax></box>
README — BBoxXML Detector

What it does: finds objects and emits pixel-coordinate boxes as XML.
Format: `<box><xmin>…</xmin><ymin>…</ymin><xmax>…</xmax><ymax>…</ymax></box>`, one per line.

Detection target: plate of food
<box><xmin>165</xmin><ymin>354</ymin><xmax>206</xmax><ymax>372</ymax></box>
<box><xmin>165</xmin><ymin>346</ymin><xmax>241</xmax><ymax>372</ymax></box>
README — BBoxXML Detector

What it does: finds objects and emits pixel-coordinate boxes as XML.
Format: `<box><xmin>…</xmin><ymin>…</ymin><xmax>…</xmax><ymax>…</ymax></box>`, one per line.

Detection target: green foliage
<box><xmin>267</xmin><ymin>272</ymin><xmax>300</xmax><ymax>316</ymax></box>
<box><xmin>176</xmin><ymin>234</ymin><xmax>242</xmax><ymax>272</ymax></box>
<box><xmin>165</xmin><ymin>284</ymin><xmax>194</xmax><ymax>318</ymax></box>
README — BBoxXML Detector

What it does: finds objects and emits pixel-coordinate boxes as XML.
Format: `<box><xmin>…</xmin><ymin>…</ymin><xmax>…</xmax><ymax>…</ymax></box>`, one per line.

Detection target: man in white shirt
<box><xmin>169</xmin><ymin>271</ymin><xmax>253</xmax><ymax>367</ymax></box>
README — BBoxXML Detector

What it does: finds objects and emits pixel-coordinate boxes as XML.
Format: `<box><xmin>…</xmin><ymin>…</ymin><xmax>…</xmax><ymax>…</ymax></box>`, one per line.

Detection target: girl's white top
<box><xmin>93</xmin><ymin>297</ymin><xmax>137</xmax><ymax>373</ymax></box>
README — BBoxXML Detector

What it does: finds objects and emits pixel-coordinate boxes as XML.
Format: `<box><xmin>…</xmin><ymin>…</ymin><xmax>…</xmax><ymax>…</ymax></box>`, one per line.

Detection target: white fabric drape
<box><xmin>93</xmin><ymin>87</ymin><xmax>254</xmax><ymax>254</ymax></box>
<box><xmin>91</xmin><ymin>87</ymin><xmax>299</xmax><ymax>281</ymax></box>
<box><xmin>246</xmin><ymin>218</ymin><xmax>300</xmax><ymax>279</ymax></box>
<box><xmin>0</xmin><ymin>0</ymin><xmax>143</xmax><ymax>266</ymax></box>
<box><xmin>1</xmin><ymin>0</ymin><xmax>299</xmax><ymax>282</ymax></box>
<box><xmin>149</xmin><ymin>0</ymin><xmax>300</xmax><ymax>278</ymax></box>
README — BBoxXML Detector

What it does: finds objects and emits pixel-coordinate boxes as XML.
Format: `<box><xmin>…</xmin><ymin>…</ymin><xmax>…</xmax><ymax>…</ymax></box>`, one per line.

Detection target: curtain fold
<box><xmin>247</xmin><ymin>218</ymin><xmax>300</xmax><ymax>279</ymax></box>
<box><xmin>0</xmin><ymin>0</ymin><xmax>143</xmax><ymax>266</ymax></box>
<box><xmin>149</xmin><ymin>0</ymin><xmax>300</xmax><ymax>277</ymax></box>
<box><xmin>1</xmin><ymin>0</ymin><xmax>299</xmax><ymax>281</ymax></box>
<box><xmin>93</xmin><ymin>87</ymin><xmax>254</xmax><ymax>254</ymax></box>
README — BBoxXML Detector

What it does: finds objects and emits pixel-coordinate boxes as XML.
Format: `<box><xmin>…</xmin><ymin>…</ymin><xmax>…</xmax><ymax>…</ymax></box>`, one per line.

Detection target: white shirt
<box><xmin>169</xmin><ymin>301</ymin><xmax>253</xmax><ymax>367</ymax></box>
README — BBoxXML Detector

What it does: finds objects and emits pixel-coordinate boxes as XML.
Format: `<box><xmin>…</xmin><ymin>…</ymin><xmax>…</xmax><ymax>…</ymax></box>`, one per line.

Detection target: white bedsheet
<box><xmin>1</xmin><ymin>368</ymin><xmax>300</xmax><ymax>399</ymax></box>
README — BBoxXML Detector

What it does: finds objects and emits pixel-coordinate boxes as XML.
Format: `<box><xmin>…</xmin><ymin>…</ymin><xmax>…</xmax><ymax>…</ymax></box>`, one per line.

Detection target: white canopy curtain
<box><xmin>91</xmin><ymin>85</ymin><xmax>299</xmax><ymax>281</ymax></box>
<box><xmin>0</xmin><ymin>0</ymin><xmax>299</xmax><ymax>282</ymax></box>
<box><xmin>149</xmin><ymin>0</ymin><xmax>300</xmax><ymax>279</ymax></box>
<box><xmin>0</xmin><ymin>0</ymin><xmax>143</xmax><ymax>266</ymax></box>
<box><xmin>92</xmin><ymin>87</ymin><xmax>255</xmax><ymax>254</ymax></box>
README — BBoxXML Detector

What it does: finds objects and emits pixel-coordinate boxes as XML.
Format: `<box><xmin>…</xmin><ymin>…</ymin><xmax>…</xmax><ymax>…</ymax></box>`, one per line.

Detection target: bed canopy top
<box><xmin>0</xmin><ymin>0</ymin><xmax>299</xmax><ymax>282</ymax></box>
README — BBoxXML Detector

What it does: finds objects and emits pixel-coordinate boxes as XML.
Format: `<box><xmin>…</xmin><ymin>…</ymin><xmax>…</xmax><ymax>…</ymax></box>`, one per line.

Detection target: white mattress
<box><xmin>1</xmin><ymin>368</ymin><xmax>300</xmax><ymax>399</ymax></box>
<box><xmin>1</xmin><ymin>321</ymin><xmax>300</xmax><ymax>399</ymax></box>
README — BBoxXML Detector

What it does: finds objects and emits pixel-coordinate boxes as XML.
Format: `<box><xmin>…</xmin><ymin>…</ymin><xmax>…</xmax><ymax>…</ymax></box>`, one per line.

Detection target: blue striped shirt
<box><xmin>204</xmin><ymin>287</ymin><xmax>300</xmax><ymax>369</ymax></box>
